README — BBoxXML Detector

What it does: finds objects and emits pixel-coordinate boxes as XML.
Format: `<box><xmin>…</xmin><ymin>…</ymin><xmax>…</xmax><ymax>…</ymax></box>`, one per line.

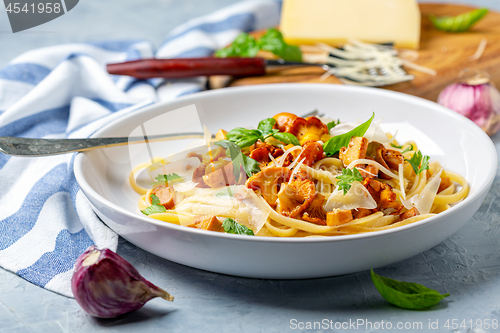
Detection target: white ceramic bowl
<box><xmin>74</xmin><ymin>84</ymin><xmax>497</xmax><ymax>279</ymax></box>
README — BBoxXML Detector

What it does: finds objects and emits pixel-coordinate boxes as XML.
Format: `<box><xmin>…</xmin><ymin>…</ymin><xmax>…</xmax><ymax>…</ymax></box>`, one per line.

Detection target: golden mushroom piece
<box><xmin>151</xmin><ymin>186</ymin><xmax>175</xmax><ymax>210</ymax></box>
<box><xmin>288</xmin><ymin>116</ymin><xmax>329</xmax><ymax>145</ymax></box>
<box><xmin>273</xmin><ymin>112</ymin><xmax>298</xmax><ymax>133</ymax></box>
<box><xmin>203</xmin><ymin>158</ymin><xmax>245</xmax><ymax>188</ymax></box>
<box><xmin>245</xmin><ymin>167</ymin><xmax>293</xmax><ymax>207</ymax></box>
<box><xmin>366</xmin><ymin>142</ymin><xmax>404</xmax><ymax>172</ymax></box>
<box><xmin>276</xmin><ymin>177</ymin><xmax>316</xmax><ymax>218</ymax></box>
<box><xmin>298</xmin><ymin>141</ymin><xmax>325</xmax><ymax>167</ymax></box>
<box><xmin>302</xmin><ymin>193</ymin><xmax>327</xmax><ymax>225</ymax></box>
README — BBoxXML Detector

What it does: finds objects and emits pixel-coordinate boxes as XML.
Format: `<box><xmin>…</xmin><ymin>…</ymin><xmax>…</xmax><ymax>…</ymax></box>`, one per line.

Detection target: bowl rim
<box><xmin>74</xmin><ymin>83</ymin><xmax>498</xmax><ymax>244</ymax></box>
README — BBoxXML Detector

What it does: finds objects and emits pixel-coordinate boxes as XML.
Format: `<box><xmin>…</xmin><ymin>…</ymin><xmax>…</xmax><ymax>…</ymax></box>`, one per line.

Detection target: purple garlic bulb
<box><xmin>438</xmin><ymin>75</ymin><xmax>500</xmax><ymax>136</ymax></box>
<box><xmin>71</xmin><ymin>246</ymin><xmax>174</xmax><ymax>318</ymax></box>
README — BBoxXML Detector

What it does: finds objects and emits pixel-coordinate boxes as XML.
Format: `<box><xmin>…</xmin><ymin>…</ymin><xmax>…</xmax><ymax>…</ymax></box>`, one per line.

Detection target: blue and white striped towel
<box><xmin>0</xmin><ymin>0</ymin><xmax>281</xmax><ymax>297</ymax></box>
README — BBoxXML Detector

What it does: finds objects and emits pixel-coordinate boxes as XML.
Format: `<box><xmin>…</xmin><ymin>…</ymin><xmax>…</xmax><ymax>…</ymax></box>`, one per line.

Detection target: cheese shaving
<box><xmin>400</xmin><ymin>59</ymin><xmax>437</xmax><ymax>76</ymax></box>
<box><xmin>286</xmin><ymin>147</ymin><xmax>304</xmax><ymax>169</ymax></box>
<box><xmin>398</xmin><ymin>163</ymin><xmax>406</xmax><ymax>201</ymax></box>
<box><xmin>289</xmin><ymin>157</ymin><xmax>306</xmax><ymax>184</ymax></box>
<box><xmin>279</xmin><ymin>146</ymin><xmax>303</xmax><ymax>167</ymax></box>
<box><xmin>469</xmin><ymin>38</ymin><xmax>487</xmax><ymax>61</ymax></box>
<box><xmin>314</xmin><ymin>40</ymin><xmax>414</xmax><ymax>87</ymax></box>
<box><xmin>268</xmin><ymin>152</ymin><xmax>279</xmax><ymax>167</ymax></box>
<box><xmin>399</xmin><ymin>49</ymin><xmax>420</xmax><ymax>62</ymax></box>
<box><xmin>347</xmin><ymin>159</ymin><xmax>399</xmax><ymax>179</ymax></box>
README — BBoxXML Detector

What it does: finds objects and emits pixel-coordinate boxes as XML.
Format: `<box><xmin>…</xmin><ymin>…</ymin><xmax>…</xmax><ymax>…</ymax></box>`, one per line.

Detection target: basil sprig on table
<box><xmin>429</xmin><ymin>8</ymin><xmax>488</xmax><ymax>32</ymax></box>
<box><xmin>215</xmin><ymin>28</ymin><xmax>302</xmax><ymax>62</ymax></box>
<box><xmin>371</xmin><ymin>269</ymin><xmax>449</xmax><ymax>310</ymax></box>
<box><xmin>141</xmin><ymin>194</ymin><xmax>167</xmax><ymax>216</ymax></box>
<box><xmin>215</xmin><ymin>33</ymin><xmax>260</xmax><ymax>58</ymax></box>
<box><xmin>222</xmin><ymin>218</ymin><xmax>255</xmax><ymax>236</ymax></box>
<box><xmin>225</xmin><ymin>117</ymin><xmax>300</xmax><ymax>148</ymax></box>
<box><xmin>257</xmin><ymin>28</ymin><xmax>302</xmax><ymax>62</ymax></box>
<box><xmin>323</xmin><ymin>113</ymin><xmax>374</xmax><ymax>156</ymax></box>
<box><xmin>215</xmin><ymin>140</ymin><xmax>261</xmax><ymax>180</ymax></box>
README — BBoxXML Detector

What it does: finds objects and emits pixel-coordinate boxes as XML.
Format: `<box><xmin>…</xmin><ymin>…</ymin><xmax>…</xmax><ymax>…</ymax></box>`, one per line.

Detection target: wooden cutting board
<box><xmin>210</xmin><ymin>3</ymin><xmax>500</xmax><ymax>102</ymax></box>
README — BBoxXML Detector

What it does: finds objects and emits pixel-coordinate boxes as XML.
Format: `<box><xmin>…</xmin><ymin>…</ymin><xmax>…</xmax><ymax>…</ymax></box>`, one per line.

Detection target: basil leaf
<box><xmin>272</xmin><ymin>132</ymin><xmax>300</xmax><ymax>146</ymax></box>
<box><xmin>327</xmin><ymin>119</ymin><xmax>340</xmax><ymax>131</ymax></box>
<box><xmin>150</xmin><ymin>194</ymin><xmax>161</xmax><ymax>205</ymax></box>
<box><xmin>241</xmin><ymin>153</ymin><xmax>261</xmax><ymax>176</ymax></box>
<box><xmin>215</xmin><ymin>28</ymin><xmax>302</xmax><ymax>62</ymax></box>
<box><xmin>215</xmin><ymin>186</ymin><xmax>237</xmax><ymax>197</ymax></box>
<box><xmin>430</xmin><ymin>8</ymin><xmax>488</xmax><ymax>32</ymax></box>
<box><xmin>222</xmin><ymin>218</ymin><xmax>255</xmax><ymax>235</ymax></box>
<box><xmin>371</xmin><ymin>269</ymin><xmax>449</xmax><ymax>310</ymax></box>
<box><xmin>141</xmin><ymin>194</ymin><xmax>167</xmax><ymax>215</ymax></box>
<box><xmin>141</xmin><ymin>205</ymin><xmax>167</xmax><ymax>215</ymax></box>
<box><xmin>215</xmin><ymin>28</ymin><xmax>302</xmax><ymax>61</ymax></box>
<box><xmin>215</xmin><ymin>140</ymin><xmax>261</xmax><ymax>179</ymax></box>
<box><xmin>215</xmin><ymin>32</ymin><xmax>260</xmax><ymax>58</ymax></box>
<box><xmin>150</xmin><ymin>173</ymin><xmax>183</xmax><ymax>186</ymax></box>
<box><xmin>323</xmin><ymin>113</ymin><xmax>374</xmax><ymax>156</ymax></box>
<box><xmin>257</xmin><ymin>28</ymin><xmax>302</xmax><ymax>62</ymax></box>
<box><xmin>336</xmin><ymin>167</ymin><xmax>364</xmax><ymax>195</ymax></box>
<box><xmin>390</xmin><ymin>143</ymin><xmax>403</xmax><ymax>149</ymax></box>
<box><xmin>226</xmin><ymin>127</ymin><xmax>263</xmax><ymax>148</ymax></box>
<box><xmin>257</xmin><ymin>118</ymin><xmax>276</xmax><ymax>137</ymax></box>
<box><xmin>405</xmin><ymin>150</ymin><xmax>430</xmax><ymax>175</ymax></box>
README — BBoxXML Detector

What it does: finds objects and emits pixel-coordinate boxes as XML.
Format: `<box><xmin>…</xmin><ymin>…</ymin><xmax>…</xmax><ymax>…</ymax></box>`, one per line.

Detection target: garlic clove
<box><xmin>71</xmin><ymin>246</ymin><xmax>173</xmax><ymax>318</ymax></box>
<box><xmin>437</xmin><ymin>73</ymin><xmax>500</xmax><ymax>136</ymax></box>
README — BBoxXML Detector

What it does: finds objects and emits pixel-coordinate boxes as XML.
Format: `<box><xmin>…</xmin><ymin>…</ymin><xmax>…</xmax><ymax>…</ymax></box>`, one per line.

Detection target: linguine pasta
<box><xmin>130</xmin><ymin>112</ymin><xmax>469</xmax><ymax>237</ymax></box>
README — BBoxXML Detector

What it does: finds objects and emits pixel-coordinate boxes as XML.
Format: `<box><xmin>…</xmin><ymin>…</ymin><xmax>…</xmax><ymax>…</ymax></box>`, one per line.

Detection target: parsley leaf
<box><xmin>150</xmin><ymin>173</ymin><xmax>183</xmax><ymax>186</ymax></box>
<box><xmin>225</xmin><ymin>127</ymin><xmax>263</xmax><ymax>148</ymax></box>
<box><xmin>401</xmin><ymin>144</ymin><xmax>414</xmax><ymax>154</ymax></box>
<box><xmin>222</xmin><ymin>218</ymin><xmax>255</xmax><ymax>235</ymax></box>
<box><xmin>323</xmin><ymin>113</ymin><xmax>374</xmax><ymax>156</ymax></box>
<box><xmin>141</xmin><ymin>194</ymin><xmax>167</xmax><ymax>215</ymax></box>
<box><xmin>327</xmin><ymin>119</ymin><xmax>340</xmax><ymax>131</ymax></box>
<box><xmin>272</xmin><ymin>132</ymin><xmax>300</xmax><ymax>146</ymax></box>
<box><xmin>405</xmin><ymin>150</ymin><xmax>430</xmax><ymax>175</ymax></box>
<box><xmin>371</xmin><ymin>269</ymin><xmax>450</xmax><ymax>310</ymax></box>
<box><xmin>215</xmin><ymin>140</ymin><xmax>261</xmax><ymax>180</ymax></box>
<box><xmin>336</xmin><ymin>167</ymin><xmax>364</xmax><ymax>195</ymax></box>
<box><xmin>390</xmin><ymin>143</ymin><xmax>414</xmax><ymax>154</ymax></box>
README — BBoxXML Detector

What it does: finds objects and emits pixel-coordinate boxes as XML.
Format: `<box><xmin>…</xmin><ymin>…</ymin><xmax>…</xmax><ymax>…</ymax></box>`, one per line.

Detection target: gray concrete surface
<box><xmin>2</xmin><ymin>1</ymin><xmax>500</xmax><ymax>332</ymax></box>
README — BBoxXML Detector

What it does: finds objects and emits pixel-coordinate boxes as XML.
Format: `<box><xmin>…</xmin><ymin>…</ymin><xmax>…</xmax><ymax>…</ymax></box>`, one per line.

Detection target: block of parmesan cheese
<box><xmin>280</xmin><ymin>0</ymin><xmax>421</xmax><ymax>49</ymax></box>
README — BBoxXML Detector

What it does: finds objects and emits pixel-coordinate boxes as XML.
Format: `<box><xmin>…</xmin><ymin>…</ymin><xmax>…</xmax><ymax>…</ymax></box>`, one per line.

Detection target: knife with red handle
<box><xmin>106</xmin><ymin>57</ymin><xmax>326</xmax><ymax>79</ymax></box>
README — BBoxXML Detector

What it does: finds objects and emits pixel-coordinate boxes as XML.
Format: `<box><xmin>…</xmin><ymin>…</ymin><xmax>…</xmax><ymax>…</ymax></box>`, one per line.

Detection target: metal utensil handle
<box><xmin>0</xmin><ymin>133</ymin><xmax>205</xmax><ymax>157</ymax></box>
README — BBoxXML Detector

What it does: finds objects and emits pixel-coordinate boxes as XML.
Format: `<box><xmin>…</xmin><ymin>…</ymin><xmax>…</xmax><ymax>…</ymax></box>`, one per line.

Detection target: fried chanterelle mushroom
<box><xmin>246</xmin><ymin>167</ymin><xmax>293</xmax><ymax>207</ymax></box>
<box><xmin>151</xmin><ymin>186</ymin><xmax>175</xmax><ymax>209</ymax></box>
<box><xmin>288</xmin><ymin>116</ymin><xmax>329</xmax><ymax>145</ymax></box>
<box><xmin>302</xmin><ymin>193</ymin><xmax>327</xmax><ymax>225</ymax></box>
<box><xmin>273</xmin><ymin>112</ymin><xmax>298</xmax><ymax>133</ymax></box>
<box><xmin>276</xmin><ymin>178</ymin><xmax>316</xmax><ymax>218</ymax></box>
